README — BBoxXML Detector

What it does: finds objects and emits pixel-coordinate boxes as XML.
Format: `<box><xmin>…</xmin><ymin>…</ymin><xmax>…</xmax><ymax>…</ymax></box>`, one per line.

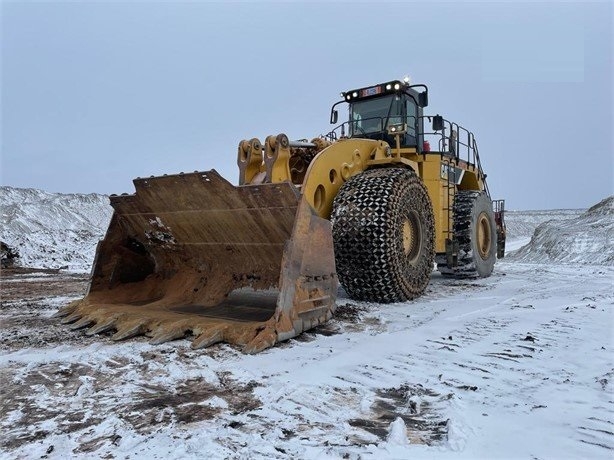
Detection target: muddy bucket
<box><xmin>56</xmin><ymin>170</ymin><xmax>337</xmax><ymax>353</ymax></box>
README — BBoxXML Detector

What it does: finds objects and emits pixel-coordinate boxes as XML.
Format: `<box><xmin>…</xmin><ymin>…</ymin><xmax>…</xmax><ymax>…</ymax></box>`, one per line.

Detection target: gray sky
<box><xmin>2</xmin><ymin>1</ymin><xmax>612</xmax><ymax>210</ymax></box>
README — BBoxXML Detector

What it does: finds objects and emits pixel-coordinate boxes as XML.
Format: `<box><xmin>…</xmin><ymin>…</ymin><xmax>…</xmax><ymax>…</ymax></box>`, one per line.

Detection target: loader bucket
<box><xmin>56</xmin><ymin>170</ymin><xmax>337</xmax><ymax>353</ymax></box>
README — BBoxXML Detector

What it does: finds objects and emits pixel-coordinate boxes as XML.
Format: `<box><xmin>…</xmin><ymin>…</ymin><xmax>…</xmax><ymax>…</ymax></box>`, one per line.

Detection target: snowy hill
<box><xmin>504</xmin><ymin>208</ymin><xmax>582</xmax><ymax>241</ymax></box>
<box><xmin>0</xmin><ymin>186</ymin><xmax>113</xmax><ymax>271</ymax></box>
<box><xmin>510</xmin><ymin>196</ymin><xmax>613</xmax><ymax>265</ymax></box>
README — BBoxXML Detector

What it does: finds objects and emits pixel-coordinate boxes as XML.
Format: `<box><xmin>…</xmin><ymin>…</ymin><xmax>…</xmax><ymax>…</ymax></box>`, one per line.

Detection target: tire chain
<box><xmin>437</xmin><ymin>190</ymin><xmax>481</xmax><ymax>277</ymax></box>
<box><xmin>331</xmin><ymin>168</ymin><xmax>435</xmax><ymax>303</ymax></box>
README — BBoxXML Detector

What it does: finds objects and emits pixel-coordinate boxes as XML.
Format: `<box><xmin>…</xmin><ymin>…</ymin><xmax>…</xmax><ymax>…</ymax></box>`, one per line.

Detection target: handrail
<box><xmin>418</xmin><ymin>115</ymin><xmax>487</xmax><ymax>192</ymax></box>
<box><xmin>325</xmin><ymin>115</ymin><xmax>419</xmax><ymax>142</ymax></box>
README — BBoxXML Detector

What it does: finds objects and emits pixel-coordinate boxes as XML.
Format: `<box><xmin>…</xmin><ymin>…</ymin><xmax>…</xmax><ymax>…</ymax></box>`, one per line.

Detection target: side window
<box><xmin>406</xmin><ymin>100</ymin><xmax>417</xmax><ymax>137</ymax></box>
<box><xmin>352</xmin><ymin>112</ymin><xmax>362</xmax><ymax>134</ymax></box>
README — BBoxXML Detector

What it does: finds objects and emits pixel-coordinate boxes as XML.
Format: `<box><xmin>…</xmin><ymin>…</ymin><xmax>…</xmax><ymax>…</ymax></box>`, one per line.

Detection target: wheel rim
<box><xmin>402</xmin><ymin>211</ymin><xmax>422</xmax><ymax>263</ymax></box>
<box><xmin>476</xmin><ymin>212</ymin><xmax>492</xmax><ymax>260</ymax></box>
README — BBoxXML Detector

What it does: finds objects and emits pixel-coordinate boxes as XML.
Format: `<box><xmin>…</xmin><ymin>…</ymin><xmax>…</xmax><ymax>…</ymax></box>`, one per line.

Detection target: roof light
<box><xmin>403</xmin><ymin>75</ymin><xmax>411</xmax><ymax>84</ymax></box>
<box><xmin>394</xmin><ymin>83</ymin><xmax>400</xmax><ymax>90</ymax></box>
<box><xmin>352</xmin><ymin>91</ymin><xmax>358</xmax><ymax>98</ymax></box>
<box><xmin>385</xmin><ymin>83</ymin><xmax>392</xmax><ymax>90</ymax></box>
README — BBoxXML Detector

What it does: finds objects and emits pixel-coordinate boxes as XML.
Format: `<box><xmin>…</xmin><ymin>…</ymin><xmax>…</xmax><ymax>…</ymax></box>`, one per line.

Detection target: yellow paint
<box><xmin>301</xmin><ymin>139</ymin><xmax>389</xmax><ymax>219</ymax></box>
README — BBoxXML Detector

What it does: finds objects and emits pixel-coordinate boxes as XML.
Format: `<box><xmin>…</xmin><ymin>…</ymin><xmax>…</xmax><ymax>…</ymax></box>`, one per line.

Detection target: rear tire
<box><xmin>438</xmin><ymin>191</ymin><xmax>496</xmax><ymax>277</ymax></box>
<box><xmin>331</xmin><ymin>168</ymin><xmax>435</xmax><ymax>302</ymax></box>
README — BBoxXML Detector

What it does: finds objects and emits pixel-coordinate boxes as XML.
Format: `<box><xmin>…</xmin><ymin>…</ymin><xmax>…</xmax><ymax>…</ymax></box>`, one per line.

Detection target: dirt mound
<box><xmin>0</xmin><ymin>186</ymin><xmax>112</xmax><ymax>271</ymax></box>
<box><xmin>510</xmin><ymin>196</ymin><xmax>613</xmax><ymax>265</ymax></box>
<box><xmin>1</xmin><ymin>241</ymin><xmax>19</xmax><ymax>268</ymax></box>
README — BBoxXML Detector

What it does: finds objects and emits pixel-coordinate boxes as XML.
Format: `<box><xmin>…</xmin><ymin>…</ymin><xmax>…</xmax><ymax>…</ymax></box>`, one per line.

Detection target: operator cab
<box><xmin>330</xmin><ymin>80</ymin><xmax>428</xmax><ymax>150</ymax></box>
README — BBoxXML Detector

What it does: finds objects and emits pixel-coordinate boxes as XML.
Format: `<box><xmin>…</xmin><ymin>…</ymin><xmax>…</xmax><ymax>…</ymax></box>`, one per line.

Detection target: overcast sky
<box><xmin>2</xmin><ymin>1</ymin><xmax>612</xmax><ymax>210</ymax></box>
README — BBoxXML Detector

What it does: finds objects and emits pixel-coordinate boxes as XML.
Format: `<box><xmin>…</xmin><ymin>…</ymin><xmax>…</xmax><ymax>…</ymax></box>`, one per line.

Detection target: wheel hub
<box><xmin>402</xmin><ymin>211</ymin><xmax>422</xmax><ymax>263</ymax></box>
<box><xmin>477</xmin><ymin>212</ymin><xmax>492</xmax><ymax>260</ymax></box>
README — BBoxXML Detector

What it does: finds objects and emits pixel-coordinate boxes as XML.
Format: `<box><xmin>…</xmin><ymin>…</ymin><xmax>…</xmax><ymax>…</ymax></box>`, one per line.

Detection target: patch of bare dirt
<box><xmin>334</xmin><ymin>302</ymin><xmax>368</xmax><ymax>322</ymax></box>
<box><xmin>348</xmin><ymin>384</ymin><xmax>449</xmax><ymax>445</ymax></box>
<box><xmin>0</xmin><ymin>269</ymin><xmax>88</xmax><ymax>302</ymax></box>
<box><xmin>0</xmin><ymin>271</ymin><xmax>93</xmax><ymax>351</ymax></box>
<box><xmin>291</xmin><ymin>303</ymin><xmax>383</xmax><ymax>342</ymax></box>
<box><xmin>123</xmin><ymin>373</ymin><xmax>261</xmax><ymax>430</ymax></box>
<box><xmin>0</xmin><ymin>362</ymin><xmax>103</xmax><ymax>450</ymax></box>
<box><xmin>1</xmin><ymin>358</ymin><xmax>261</xmax><ymax>453</ymax></box>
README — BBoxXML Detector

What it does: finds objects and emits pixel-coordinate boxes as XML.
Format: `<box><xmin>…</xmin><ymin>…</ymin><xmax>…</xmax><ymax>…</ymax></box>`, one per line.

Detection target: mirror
<box><xmin>330</xmin><ymin>110</ymin><xmax>338</xmax><ymax>124</ymax></box>
<box><xmin>419</xmin><ymin>91</ymin><xmax>428</xmax><ymax>107</ymax></box>
<box><xmin>432</xmin><ymin>114</ymin><xmax>444</xmax><ymax>131</ymax></box>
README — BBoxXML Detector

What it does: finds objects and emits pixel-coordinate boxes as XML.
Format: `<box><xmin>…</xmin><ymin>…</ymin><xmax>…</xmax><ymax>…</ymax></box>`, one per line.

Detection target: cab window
<box><xmin>350</xmin><ymin>95</ymin><xmax>402</xmax><ymax>135</ymax></box>
<box><xmin>387</xmin><ymin>96</ymin><xmax>405</xmax><ymax>129</ymax></box>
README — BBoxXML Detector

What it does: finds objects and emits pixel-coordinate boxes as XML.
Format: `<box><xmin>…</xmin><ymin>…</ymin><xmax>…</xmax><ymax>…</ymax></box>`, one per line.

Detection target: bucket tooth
<box><xmin>86</xmin><ymin>317</ymin><xmax>117</xmax><ymax>336</ymax></box>
<box><xmin>243</xmin><ymin>326</ymin><xmax>277</xmax><ymax>354</ymax></box>
<box><xmin>53</xmin><ymin>303</ymin><xmax>78</xmax><ymax>319</ymax></box>
<box><xmin>61</xmin><ymin>312</ymin><xmax>82</xmax><ymax>325</ymax></box>
<box><xmin>69</xmin><ymin>316</ymin><xmax>95</xmax><ymax>330</ymax></box>
<box><xmin>111</xmin><ymin>320</ymin><xmax>149</xmax><ymax>341</ymax></box>
<box><xmin>192</xmin><ymin>326</ymin><xmax>225</xmax><ymax>349</ymax></box>
<box><xmin>149</xmin><ymin>324</ymin><xmax>189</xmax><ymax>345</ymax></box>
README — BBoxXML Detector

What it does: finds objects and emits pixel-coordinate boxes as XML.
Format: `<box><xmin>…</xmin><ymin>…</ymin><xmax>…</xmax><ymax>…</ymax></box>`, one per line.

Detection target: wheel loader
<box><xmin>57</xmin><ymin>78</ymin><xmax>506</xmax><ymax>353</ymax></box>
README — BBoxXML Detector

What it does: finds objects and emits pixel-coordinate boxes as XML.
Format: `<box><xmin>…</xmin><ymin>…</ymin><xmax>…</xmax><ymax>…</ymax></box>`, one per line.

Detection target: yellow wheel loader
<box><xmin>57</xmin><ymin>79</ymin><xmax>506</xmax><ymax>353</ymax></box>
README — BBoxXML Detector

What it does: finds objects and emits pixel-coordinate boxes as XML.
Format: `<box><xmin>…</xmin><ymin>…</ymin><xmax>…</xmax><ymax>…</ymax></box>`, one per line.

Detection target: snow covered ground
<box><xmin>0</xmin><ymin>191</ymin><xmax>612</xmax><ymax>459</ymax></box>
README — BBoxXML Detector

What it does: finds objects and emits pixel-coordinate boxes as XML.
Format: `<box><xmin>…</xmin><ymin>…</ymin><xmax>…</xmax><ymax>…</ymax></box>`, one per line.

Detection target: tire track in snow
<box><xmin>416</xmin><ymin>263</ymin><xmax>614</xmax><ymax>456</ymax></box>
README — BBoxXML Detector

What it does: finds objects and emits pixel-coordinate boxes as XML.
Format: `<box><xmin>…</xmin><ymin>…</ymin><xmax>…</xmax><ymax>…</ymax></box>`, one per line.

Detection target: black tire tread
<box><xmin>437</xmin><ymin>190</ymin><xmax>496</xmax><ymax>278</ymax></box>
<box><xmin>332</xmin><ymin>168</ymin><xmax>435</xmax><ymax>303</ymax></box>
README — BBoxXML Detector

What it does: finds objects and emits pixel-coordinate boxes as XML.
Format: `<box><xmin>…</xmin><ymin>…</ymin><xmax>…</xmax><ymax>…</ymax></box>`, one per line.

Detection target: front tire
<box><xmin>331</xmin><ymin>168</ymin><xmax>435</xmax><ymax>303</ymax></box>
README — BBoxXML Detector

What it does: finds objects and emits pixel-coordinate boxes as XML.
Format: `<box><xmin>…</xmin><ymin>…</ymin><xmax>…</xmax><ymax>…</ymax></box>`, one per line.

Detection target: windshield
<box><xmin>349</xmin><ymin>95</ymin><xmax>404</xmax><ymax>136</ymax></box>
